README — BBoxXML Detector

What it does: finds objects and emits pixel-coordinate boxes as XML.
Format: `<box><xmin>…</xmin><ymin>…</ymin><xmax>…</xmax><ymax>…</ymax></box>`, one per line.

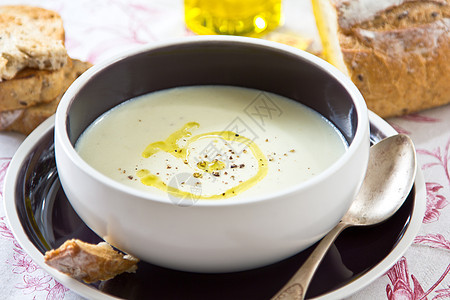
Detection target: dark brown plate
<box><xmin>4</xmin><ymin>113</ymin><xmax>426</xmax><ymax>299</ymax></box>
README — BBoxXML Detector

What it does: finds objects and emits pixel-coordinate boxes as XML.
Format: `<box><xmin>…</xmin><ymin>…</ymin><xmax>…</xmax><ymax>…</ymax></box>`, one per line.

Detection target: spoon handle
<box><xmin>271</xmin><ymin>221</ymin><xmax>350</xmax><ymax>300</ymax></box>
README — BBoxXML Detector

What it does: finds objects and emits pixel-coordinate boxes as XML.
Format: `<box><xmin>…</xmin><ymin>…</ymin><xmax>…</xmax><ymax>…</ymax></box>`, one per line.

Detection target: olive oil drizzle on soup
<box><xmin>75</xmin><ymin>86</ymin><xmax>347</xmax><ymax>200</ymax></box>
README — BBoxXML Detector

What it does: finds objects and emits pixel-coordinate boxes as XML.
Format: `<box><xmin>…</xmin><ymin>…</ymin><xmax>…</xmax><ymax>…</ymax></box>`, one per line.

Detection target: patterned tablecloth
<box><xmin>0</xmin><ymin>0</ymin><xmax>449</xmax><ymax>299</ymax></box>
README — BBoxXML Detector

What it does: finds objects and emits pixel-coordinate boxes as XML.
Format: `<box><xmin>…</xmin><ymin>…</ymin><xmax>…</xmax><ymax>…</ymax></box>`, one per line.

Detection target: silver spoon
<box><xmin>271</xmin><ymin>134</ymin><xmax>417</xmax><ymax>300</ymax></box>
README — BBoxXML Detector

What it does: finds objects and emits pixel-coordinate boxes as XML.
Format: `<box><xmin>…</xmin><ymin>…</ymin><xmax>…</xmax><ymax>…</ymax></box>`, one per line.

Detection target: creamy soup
<box><xmin>75</xmin><ymin>86</ymin><xmax>347</xmax><ymax>201</ymax></box>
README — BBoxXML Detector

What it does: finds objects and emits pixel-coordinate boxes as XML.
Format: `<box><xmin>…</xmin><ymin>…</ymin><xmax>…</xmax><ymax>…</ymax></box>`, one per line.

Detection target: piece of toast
<box><xmin>44</xmin><ymin>239</ymin><xmax>139</xmax><ymax>283</ymax></box>
<box><xmin>0</xmin><ymin>5</ymin><xmax>68</xmax><ymax>80</ymax></box>
<box><xmin>1</xmin><ymin>59</ymin><xmax>92</xmax><ymax>134</ymax></box>
<box><xmin>0</xmin><ymin>60</ymin><xmax>69</xmax><ymax>112</ymax></box>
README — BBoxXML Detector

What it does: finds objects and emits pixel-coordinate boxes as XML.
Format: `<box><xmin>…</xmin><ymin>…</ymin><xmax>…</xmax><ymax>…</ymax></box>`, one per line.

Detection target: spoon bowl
<box><xmin>272</xmin><ymin>134</ymin><xmax>416</xmax><ymax>300</ymax></box>
<box><xmin>344</xmin><ymin>134</ymin><xmax>417</xmax><ymax>226</ymax></box>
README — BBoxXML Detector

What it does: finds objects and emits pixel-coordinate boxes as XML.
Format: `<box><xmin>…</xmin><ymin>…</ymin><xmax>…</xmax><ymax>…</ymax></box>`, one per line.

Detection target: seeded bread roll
<box><xmin>311</xmin><ymin>0</ymin><xmax>450</xmax><ymax>117</ymax></box>
<box><xmin>44</xmin><ymin>239</ymin><xmax>139</xmax><ymax>283</ymax></box>
<box><xmin>0</xmin><ymin>5</ymin><xmax>68</xmax><ymax>80</ymax></box>
<box><xmin>1</xmin><ymin>59</ymin><xmax>92</xmax><ymax>134</ymax></box>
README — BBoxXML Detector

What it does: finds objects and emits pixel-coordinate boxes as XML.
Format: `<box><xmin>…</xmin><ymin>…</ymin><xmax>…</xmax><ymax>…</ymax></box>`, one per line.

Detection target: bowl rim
<box><xmin>55</xmin><ymin>35</ymin><xmax>369</xmax><ymax>207</ymax></box>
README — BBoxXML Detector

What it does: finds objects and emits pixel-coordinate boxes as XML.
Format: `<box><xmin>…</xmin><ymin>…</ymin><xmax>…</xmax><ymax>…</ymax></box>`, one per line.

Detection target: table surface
<box><xmin>0</xmin><ymin>0</ymin><xmax>449</xmax><ymax>299</ymax></box>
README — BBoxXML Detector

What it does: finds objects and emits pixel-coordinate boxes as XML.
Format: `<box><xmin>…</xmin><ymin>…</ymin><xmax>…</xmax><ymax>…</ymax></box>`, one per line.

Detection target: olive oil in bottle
<box><xmin>184</xmin><ymin>0</ymin><xmax>282</xmax><ymax>37</ymax></box>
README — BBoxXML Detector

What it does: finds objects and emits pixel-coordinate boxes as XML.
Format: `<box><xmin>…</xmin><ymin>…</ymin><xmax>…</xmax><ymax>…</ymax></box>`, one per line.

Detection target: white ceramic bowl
<box><xmin>54</xmin><ymin>36</ymin><xmax>370</xmax><ymax>273</ymax></box>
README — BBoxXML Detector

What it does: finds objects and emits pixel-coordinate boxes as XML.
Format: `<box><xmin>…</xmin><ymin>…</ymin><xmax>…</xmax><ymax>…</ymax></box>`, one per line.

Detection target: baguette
<box><xmin>0</xmin><ymin>5</ymin><xmax>68</xmax><ymax>80</ymax></box>
<box><xmin>312</xmin><ymin>0</ymin><xmax>450</xmax><ymax>117</ymax></box>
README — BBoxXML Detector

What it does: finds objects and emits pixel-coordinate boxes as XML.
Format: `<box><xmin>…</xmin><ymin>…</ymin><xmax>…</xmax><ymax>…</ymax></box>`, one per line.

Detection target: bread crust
<box><xmin>0</xmin><ymin>5</ymin><xmax>68</xmax><ymax>80</ymax></box>
<box><xmin>343</xmin><ymin>19</ymin><xmax>450</xmax><ymax>116</ymax></box>
<box><xmin>0</xmin><ymin>61</ymin><xmax>68</xmax><ymax>111</ymax></box>
<box><xmin>2</xmin><ymin>59</ymin><xmax>92</xmax><ymax>134</ymax></box>
<box><xmin>0</xmin><ymin>5</ymin><xmax>65</xmax><ymax>40</ymax></box>
<box><xmin>44</xmin><ymin>239</ymin><xmax>139</xmax><ymax>283</ymax></box>
<box><xmin>314</xmin><ymin>0</ymin><xmax>450</xmax><ymax>117</ymax></box>
<box><xmin>334</xmin><ymin>0</ymin><xmax>448</xmax><ymax>31</ymax></box>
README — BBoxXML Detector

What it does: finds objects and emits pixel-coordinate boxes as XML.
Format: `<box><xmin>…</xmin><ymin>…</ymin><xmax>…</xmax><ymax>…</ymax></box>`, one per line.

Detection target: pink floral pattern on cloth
<box><xmin>0</xmin><ymin>0</ymin><xmax>450</xmax><ymax>299</ymax></box>
<box><xmin>2</xmin><ymin>157</ymin><xmax>70</xmax><ymax>299</ymax></box>
<box><xmin>421</xmin><ymin>183</ymin><xmax>449</xmax><ymax>224</ymax></box>
<box><xmin>0</xmin><ymin>214</ymin><xmax>69</xmax><ymax>299</ymax></box>
<box><xmin>385</xmin><ymin>257</ymin><xmax>450</xmax><ymax>300</ymax></box>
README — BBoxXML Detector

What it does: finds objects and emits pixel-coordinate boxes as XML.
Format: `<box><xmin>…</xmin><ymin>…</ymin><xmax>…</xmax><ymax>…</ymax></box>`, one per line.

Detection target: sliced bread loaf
<box><xmin>2</xmin><ymin>59</ymin><xmax>92</xmax><ymax>134</ymax></box>
<box><xmin>0</xmin><ymin>60</ymin><xmax>68</xmax><ymax>111</ymax></box>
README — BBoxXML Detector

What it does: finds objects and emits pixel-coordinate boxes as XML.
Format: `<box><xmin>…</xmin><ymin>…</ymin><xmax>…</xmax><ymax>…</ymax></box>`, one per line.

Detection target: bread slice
<box><xmin>2</xmin><ymin>91</ymin><xmax>61</xmax><ymax>135</ymax></box>
<box><xmin>1</xmin><ymin>59</ymin><xmax>92</xmax><ymax>134</ymax></box>
<box><xmin>44</xmin><ymin>239</ymin><xmax>139</xmax><ymax>283</ymax></box>
<box><xmin>0</xmin><ymin>60</ymin><xmax>68</xmax><ymax>112</ymax></box>
<box><xmin>0</xmin><ymin>5</ymin><xmax>68</xmax><ymax>80</ymax></box>
<box><xmin>311</xmin><ymin>0</ymin><xmax>450</xmax><ymax>117</ymax></box>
